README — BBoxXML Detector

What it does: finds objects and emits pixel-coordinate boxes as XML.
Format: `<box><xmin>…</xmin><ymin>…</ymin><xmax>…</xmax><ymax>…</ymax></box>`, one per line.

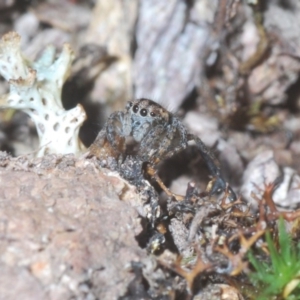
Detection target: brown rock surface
<box><xmin>0</xmin><ymin>153</ymin><xmax>145</xmax><ymax>300</ymax></box>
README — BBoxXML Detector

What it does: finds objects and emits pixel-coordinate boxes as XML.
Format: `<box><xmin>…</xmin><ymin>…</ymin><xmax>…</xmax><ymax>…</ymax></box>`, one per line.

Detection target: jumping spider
<box><xmin>89</xmin><ymin>98</ymin><xmax>236</xmax><ymax>201</ymax></box>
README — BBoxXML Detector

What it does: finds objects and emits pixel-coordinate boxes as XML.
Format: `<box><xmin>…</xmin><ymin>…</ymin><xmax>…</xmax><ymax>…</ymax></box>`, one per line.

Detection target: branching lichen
<box><xmin>0</xmin><ymin>31</ymin><xmax>86</xmax><ymax>156</ymax></box>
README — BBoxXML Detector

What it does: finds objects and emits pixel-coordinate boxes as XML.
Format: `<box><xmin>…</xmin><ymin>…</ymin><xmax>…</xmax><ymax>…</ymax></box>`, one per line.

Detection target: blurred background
<box><xmin>1</xmin><ymin>0</ymin><xmax>300</xmax><ymax>204</ymax></box>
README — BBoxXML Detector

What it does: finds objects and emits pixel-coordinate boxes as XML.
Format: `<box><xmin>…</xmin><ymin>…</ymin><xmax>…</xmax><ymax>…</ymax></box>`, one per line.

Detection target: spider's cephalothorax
<box><xmin>122</xmin><ymin>99</ymin><xmax>188</xmax><ymax>165</ymax></box>
<box><xmin>89</xmin><ymin>98</ymin><xmax>236</xmax><ymax>201</ymax></box>
<box><xmin>126</xmin><ymin>99</ymin><xmax>170</xmax><ymax>142</ymax></box>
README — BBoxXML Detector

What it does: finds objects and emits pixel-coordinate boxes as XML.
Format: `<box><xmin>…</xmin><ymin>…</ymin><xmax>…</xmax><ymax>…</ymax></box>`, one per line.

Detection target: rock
<box><xmin>241</xmin><ymin>150</ymin><xmax>300</xmax><ymax>209</ymax></box>
<box><xmin>0</xmin><ymin>153</ymin><xmax>145</xmax><ymax>300</ymax></box>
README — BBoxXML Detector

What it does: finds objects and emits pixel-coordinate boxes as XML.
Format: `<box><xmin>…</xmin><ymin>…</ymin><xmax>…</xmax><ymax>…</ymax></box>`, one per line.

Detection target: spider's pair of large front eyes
<box><xmin>132</xmin><ymin>104</ymin><xmax>155</xmax><ymax>117</ymax></box>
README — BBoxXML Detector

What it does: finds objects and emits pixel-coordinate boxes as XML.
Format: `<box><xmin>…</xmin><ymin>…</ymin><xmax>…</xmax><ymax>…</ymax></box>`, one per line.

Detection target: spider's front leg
<box><xmin>160</xmin><ymin>119</ymin><xmax>236</xmax><ymax>201</ymax></box>
<box><xmin>138</xmin><ymin>124</ymin><xmax>169</xmax><ymax>164</ymax></box>
<box><xmin>142</xmin><ymin>117</ymin><xmax>188</xmax><ymax>163</ymax></box>
<box><xmin>187</xmin><ymin>133</ymin><xmax>236</xmax><ymax>201</ymax></box>
<box><xmin>89</xmin><ymin>111</ymin><xmax>131</xmax><ymax>163</ymax></box>
<box><xmin>138</xmin><ymin>119</ymin><xmax>188</xmax><ymax>201</ymax></box>
<box><xmin>106</xmin><ymin>111</ymin><xmax>131</xmax><ymax>151</ymax></box>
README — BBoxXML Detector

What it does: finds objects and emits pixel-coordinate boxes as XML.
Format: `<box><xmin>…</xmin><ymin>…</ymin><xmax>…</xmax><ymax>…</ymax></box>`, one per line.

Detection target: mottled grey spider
<box><xmin>89</xmin><ymin>98</ymin><xmax>236</xmax><ymax>201</ymax></box>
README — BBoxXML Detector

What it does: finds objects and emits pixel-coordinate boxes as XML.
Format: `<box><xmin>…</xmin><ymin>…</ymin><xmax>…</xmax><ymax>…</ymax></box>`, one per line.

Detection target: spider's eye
<box><xmin>140</xmin><ymin>109</ymin><xmax>147</xmax><ymax>116</ymax></box>
<box><xmin>133</xmin><ymin>105</ymin><xmax>139</xmax><ymax>113</ymax></box>
<box><xmin>150</xmin><ymin>112</ymin><xmax>155</xmax><ymax>117</ymax></box>
<box><xmin>128</xmin><ymin>102</ymin><xmax>133</xmax><ymax>107</ymax></box>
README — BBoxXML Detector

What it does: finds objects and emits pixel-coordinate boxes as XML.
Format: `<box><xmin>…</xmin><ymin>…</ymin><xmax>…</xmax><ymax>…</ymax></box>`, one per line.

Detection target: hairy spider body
<box><xmin>89</xmin><ymin>98</ymin><xmax>236</xmax><ymax>201</ymax></box>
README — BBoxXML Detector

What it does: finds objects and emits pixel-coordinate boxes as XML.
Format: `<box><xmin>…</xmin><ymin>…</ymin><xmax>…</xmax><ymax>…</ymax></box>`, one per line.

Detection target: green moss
<box><xmin>248</xmin><ymin>218</ymin><xmax>300</xmax><ymax>300</ymax></box>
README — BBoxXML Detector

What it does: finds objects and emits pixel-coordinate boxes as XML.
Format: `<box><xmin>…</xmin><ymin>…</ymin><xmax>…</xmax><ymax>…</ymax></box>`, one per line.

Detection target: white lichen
<box><xmin>0</xmin><ymin>31</ymin><xmax>86</xmax><ymax>156</ymax></box>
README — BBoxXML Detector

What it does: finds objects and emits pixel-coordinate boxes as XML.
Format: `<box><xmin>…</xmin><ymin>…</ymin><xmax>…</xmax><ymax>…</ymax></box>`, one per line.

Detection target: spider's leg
<box><xmin>187</xmin><ymin>134</ymin><xmax>236</xmax><ymax>201</ymax></box>
<box><xmin>138</xmin><ymin>119</ymin><xmax>188</xmax><ymax>200</ymax></box>
<box><xmin>162</xmin><ymin>117</ymin><xmax>188</xmax><ymax>159</ymax></box>
<box><xmin>89</xmin><ymin>111</ymin><xmax>129</xmax><ymax>163</ymax></box>
<box><xmin>139</xmin><ymin>118</ymin><xmax>187</xmax><ymax>164</ymax></box>
<box><xmin>139</xmin><ymin>125</ymin><xmax>168</xmax><ymax>164</ymax></box>
<box><xmin>88</xmin><ymin>128</ymin><xmax>107</xmax><ymax>157</ymax></box>
<box><xmin>106</xmin><ymin>111</ymin><xmax>125</xmax><ymax>152</ymax></box>
<box><xmin>141</xmin><ymin>116</ymin><xmax>188</xmax><ymax>165</ymax></box>
<box><xmin>145</xmin><ymin>163</ymin><xmax>184</xmax><ymax>201</ymax></box>
<box><xmin>187</xmin><ymin>134</ymin><xmax>220</xmax><ymax>175</ymax></box>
